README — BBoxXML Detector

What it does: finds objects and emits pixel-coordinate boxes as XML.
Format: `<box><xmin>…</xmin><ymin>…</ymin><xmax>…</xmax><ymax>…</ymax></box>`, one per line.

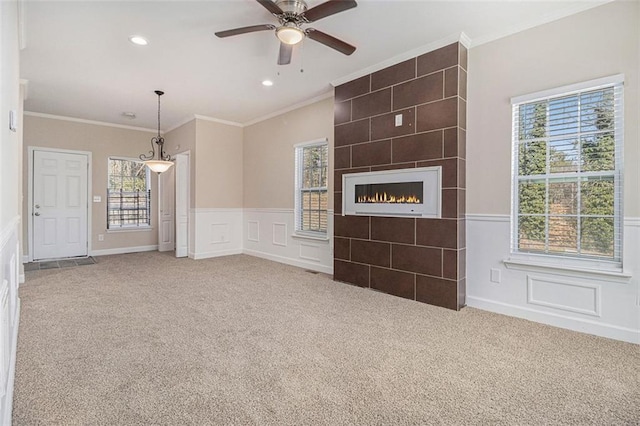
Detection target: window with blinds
<box><xmin>511</xmin><ymin>75</ymin><xmax>623</xmax><ymax>266</ymax></box>
<box><xmin>107</xmin><ymin>158</ymin><xmax>151</xmax><ymax>229</ymax></box>
<box><xmin>294</xmin><ymin>140</ymin><xmax>328</xmax><ymax>236</ymax></box>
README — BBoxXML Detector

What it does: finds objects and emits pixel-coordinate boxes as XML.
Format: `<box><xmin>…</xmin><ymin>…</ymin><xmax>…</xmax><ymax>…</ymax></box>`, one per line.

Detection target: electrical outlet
<box><xmin>98</xmin><ymin>234</ymin><xmax>104</xmax><ymax>242</ymax></box>
<box><xmin>490</xmin><ymin>268</ymin><xmax>501</xmax><ymax>283</ymax></box>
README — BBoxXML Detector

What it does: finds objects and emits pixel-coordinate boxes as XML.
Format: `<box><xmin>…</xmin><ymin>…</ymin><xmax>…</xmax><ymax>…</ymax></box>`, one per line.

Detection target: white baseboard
<box><xmin>2</xmin><ymin>299</ymin><xmax>19</xmax><ymax>425</ymax></box>
<box><xmin>244</xmin><ymin>248</ymin><xmax>333</xmax><ymax>275</ymax></box>
<box><xmin>192</xmin><ymin>248</ymin><xmax>243</xmax><ymax>260</ymax></box>
<box><xmin>467</xmin><ymin>295</ymin><xmax>639</xmax><ymax>344</ymax></box>
<box><xmin>90</xmin><ymin>245</ymin><xmax>158</xmax><ymax>257</ymax></box>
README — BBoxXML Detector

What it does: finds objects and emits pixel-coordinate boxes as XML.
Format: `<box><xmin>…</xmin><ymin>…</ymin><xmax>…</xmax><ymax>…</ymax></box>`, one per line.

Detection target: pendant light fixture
<box><xmin>139</xmin><ymin>90</ymin><xmax>173</xmax><ymax>173</ymax></box>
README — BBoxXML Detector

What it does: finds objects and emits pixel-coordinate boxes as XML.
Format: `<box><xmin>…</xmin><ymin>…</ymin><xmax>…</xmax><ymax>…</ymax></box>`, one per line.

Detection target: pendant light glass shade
<box><xmin>140</xmin><ymin>90</ymin><xmax>173</xmax><ymax>173</ymax></box>
<box><xmin>144</xmin><ymin>159</ymin><xmax>174</xmax><ymax>173</ymax></box>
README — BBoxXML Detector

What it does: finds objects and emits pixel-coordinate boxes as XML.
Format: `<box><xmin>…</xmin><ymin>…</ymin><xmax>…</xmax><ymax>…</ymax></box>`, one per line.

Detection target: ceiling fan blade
<box><xmin>278</xmin><ymin>43</ymin><xmax>293</xmax><ymax>65</ymax></box>
<box><xmin>255</xmin><ymin>0</ymin><xmax>284</xmax><ymax>16</ymax></box>
<box><xmin>215</xmin><ymin>24</ymin><xmax>275</xmax><ymax>38</ymax></box>
<box><xmin>305</xmin><ymin>28</ymin><xmax>356</xmax><ymax>55</ymax></box>
<box><xmin>303</xmin><ymin>0</ymin><xmax>357</xmax><ymax>22</ymax></box>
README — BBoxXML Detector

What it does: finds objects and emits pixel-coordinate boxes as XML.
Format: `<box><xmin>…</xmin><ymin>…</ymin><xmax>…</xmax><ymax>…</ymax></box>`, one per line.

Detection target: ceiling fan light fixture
<box><xmin>276</xmin><ymin>24</ymin><xmax>304</xmax><ymax>45</ymax></box>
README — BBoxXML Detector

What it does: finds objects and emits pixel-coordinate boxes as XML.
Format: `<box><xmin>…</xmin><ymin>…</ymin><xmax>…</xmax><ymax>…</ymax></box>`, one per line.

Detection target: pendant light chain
<box><xmin>157</xmin><ymin>92</ymin><xmax>162</xmax><ymax>139</ymax></box>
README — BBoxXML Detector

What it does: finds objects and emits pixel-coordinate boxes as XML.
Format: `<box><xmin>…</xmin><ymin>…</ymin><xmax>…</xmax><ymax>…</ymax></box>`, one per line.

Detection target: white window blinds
<box><xmin>294</xmin><ymin>140</ymin><xmax>329</xmax><ymax>235</ymax></box>
<box><xmin>511</xmin><ymin>75</ymin><xmax>624</xmax><ymax>266</ymax></box>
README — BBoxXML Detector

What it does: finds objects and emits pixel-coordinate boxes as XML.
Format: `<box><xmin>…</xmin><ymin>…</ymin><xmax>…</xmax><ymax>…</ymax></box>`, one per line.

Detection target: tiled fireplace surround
<box><xmin>333</xmin><ymin>42</ymin><xmax>467</xmax><ymax>310</ymax></box>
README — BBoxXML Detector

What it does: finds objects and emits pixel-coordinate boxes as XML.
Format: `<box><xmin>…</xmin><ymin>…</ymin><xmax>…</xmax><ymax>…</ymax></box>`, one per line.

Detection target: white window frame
<box><xmin>107</xmin><ymin>157</ymin><xmax>152</xmax><ymax>230</ymax></box>
<box><xmin>294</xmin><ymin>139</ymin><xmax>329</xmax><ymax>239</ymax></box>
<box><xmin>509</xmin><ymin>74</ymin><xmax>624</xmax><ymax>273</ymax></box>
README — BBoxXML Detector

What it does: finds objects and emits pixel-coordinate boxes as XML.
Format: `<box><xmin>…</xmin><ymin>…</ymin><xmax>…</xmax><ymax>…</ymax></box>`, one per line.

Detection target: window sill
<box><xmin>292</xmin><ymin>233</ymin><xmax>330</xmax><ymax>243</ymax></box>
<box><xmin>107</xmin><ymin>227</ymin><xmax>153</xmax><ymax>233</ymax></box>
<box><xmin>503</xmin><ymin>257</ymin><xmax>631</xmax><ymax>283</ymax></box>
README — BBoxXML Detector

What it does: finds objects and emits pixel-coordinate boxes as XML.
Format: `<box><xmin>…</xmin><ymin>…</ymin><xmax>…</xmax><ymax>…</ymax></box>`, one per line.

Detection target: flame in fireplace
<box><xmin>357</xmin><ymin>192</ymin><xmax>421</xmax><ymax>204</ymax></box>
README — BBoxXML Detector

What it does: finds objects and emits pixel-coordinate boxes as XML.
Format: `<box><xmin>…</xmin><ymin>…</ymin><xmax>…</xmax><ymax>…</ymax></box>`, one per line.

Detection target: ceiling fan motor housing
<box><xmin>275</xmin><ymin>0</ymin><xmax>307</xmax><ymax>20</ymax></box>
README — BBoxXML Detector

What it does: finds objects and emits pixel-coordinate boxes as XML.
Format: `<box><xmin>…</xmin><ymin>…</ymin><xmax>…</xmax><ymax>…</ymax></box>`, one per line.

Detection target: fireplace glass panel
<box><xmin>355</xmin><ymin>182</ymin><xmax>423</xmax><ymax>204</ymax></box>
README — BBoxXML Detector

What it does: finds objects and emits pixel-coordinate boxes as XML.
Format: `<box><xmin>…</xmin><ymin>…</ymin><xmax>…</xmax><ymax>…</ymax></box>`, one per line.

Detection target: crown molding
<box><xmin>24</xmin><ymin>111</ymin><xmax>158</xmax><ymax>133</ymax></box>
<box><xmin>165</xmin><ymin>114</ymin><xmax>244</xmax><ymax>134</ymax></box>
<box><xmin>243</xmin><ymin>91</ymin><xmax>333</xmax><ymax>127</ymax></box>
<box><xmin>194</xmin><ymin>114</ymin><xmax>243</xmax><ymax>128</ymax></box>
<box><xmin>164</xmin><ymin>115</ymin><xmax>196</xmax><ymax>134</ymax></box>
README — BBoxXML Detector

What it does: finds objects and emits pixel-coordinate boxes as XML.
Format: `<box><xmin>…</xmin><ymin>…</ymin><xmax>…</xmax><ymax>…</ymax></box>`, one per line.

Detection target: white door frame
<box><xmin>27</xmin><ymin>146</ymin><xmax>92</xmax><ymax>262</ymax></box>
<box><xmin>175</xmin><ymin>151</ymin><xmax>190</xmax><ymax>258</ymax></box>
<box><xmin>158</xmin><ymin>164</ymin><xmax>175</xmax><ymax>252</ymax></box>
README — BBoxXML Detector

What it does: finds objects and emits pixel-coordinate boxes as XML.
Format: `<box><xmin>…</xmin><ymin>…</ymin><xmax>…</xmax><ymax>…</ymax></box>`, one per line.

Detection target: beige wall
<box><xmin>243</xmin><ymin>97</ymin><xmax>334</xmax><ymax>209</ymax></box>
<box><xmin>165</xmin><ymin>119</ymin><xmax>196</xmax><ymax>209</ymax></box>
<box><xmin>195</xmin><ymin>119</ymin><xmax>243</xmax><ymax>208</ymax></box>
<box><xmin>467</xmin><ymin>0</ymin><xmax>639</xmax><ymax>216</ymax></box>
<box><xmin>22</xmin><ymin>115</ymin><xmax>159</xmax><ymax>254</ymax></box>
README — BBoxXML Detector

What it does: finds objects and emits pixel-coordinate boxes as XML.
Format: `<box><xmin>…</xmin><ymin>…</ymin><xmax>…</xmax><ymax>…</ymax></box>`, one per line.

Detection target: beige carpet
<box><xmin>13</xmin><ymin>252</ymin><xmax>639</xmax><ymax>425</ymax></box>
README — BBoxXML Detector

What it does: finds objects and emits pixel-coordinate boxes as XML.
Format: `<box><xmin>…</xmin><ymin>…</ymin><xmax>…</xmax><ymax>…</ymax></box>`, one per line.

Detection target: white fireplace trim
<box><xmin>342</xmin><ymin>167</ymin><xmax>442</xmax><ymax>218</ymax></box>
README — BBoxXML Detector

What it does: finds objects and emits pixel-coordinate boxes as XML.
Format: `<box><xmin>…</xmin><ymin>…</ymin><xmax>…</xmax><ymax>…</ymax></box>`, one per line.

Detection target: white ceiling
<box><xmin>20</xmin><ymin>0</ymin><xmax>608</xmax><ymax>130</ymax></box>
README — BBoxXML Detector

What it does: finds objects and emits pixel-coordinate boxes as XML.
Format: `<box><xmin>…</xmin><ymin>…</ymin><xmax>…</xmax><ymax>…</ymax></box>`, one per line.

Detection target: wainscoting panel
<box><xmin>247</xmin><ymin>221</ymin><xmax>259</xmax><ymax>243</ymax></box>
<box><xmin>0</xmin><ymin>216</ymin><xmax>21</xmax><ymax>423</ymax></box>
<box><xmin>272</xmin><ymin>223</ymin><xmax>287</xmax><ymax>247</ymax></box>
<box><xmin>527</xmin><ymin>275</ymin><xmax>601</xmax><ymax>317</ymax></box>
<box><xmin>191</xmin><ymin>209</ymin><xmax>243</xmax><ymax>259</ymax></box>
<box><xmin>466</xmin><ymin>214</ymin><xmax>640</xmax><ymax>343</ymax></box>
<box><xmin>244</xmin><ymin>209</ymin><xmax>333</xmax><ymax>274</ymax></box>
<box><xmin>210</xmin><ymin>223</ymin><xmax>230</xmax><ymax>244</ymax></box>
<box><xmin>299</xmin><ymin>243</ymin><xmax>321</xmax><ymax>262</ymax></box>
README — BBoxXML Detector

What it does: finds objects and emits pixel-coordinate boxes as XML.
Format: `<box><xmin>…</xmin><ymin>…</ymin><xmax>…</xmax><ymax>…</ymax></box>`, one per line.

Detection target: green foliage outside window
<box><xmin>515</xmin><ymin>87</ymin><xmax>618</xmax><ymax>260</ymax></box>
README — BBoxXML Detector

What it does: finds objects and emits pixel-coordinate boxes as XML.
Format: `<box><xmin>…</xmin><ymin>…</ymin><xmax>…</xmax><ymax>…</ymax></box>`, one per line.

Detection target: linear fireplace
<box><xmin>342</xmin><ymin>167</ymin><xmax>441</xmax><ymax>218</ymax></box>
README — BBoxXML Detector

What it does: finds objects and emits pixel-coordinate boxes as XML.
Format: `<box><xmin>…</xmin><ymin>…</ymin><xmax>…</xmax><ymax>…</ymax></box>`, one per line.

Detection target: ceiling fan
<box><xmin>215</xmin><ymin>0</ymin><xmax>357</xmax><ymax>65</ymax></box>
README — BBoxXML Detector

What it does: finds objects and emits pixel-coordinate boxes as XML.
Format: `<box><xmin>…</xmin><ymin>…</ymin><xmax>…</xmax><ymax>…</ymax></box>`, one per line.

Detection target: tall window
<box><xmin>107</xmin><ymin>158</ymin><xmax>151</xmax><ymax>229</ymax></box>
<box><xmin>295</xmin><ymin>140</ymin><xmax>328</xmax><ymax>236</ymax></box>
<box><xmin>511</xmin><ymin>76</ymin><xmax>623</xmax><ymax>267</ymax></box>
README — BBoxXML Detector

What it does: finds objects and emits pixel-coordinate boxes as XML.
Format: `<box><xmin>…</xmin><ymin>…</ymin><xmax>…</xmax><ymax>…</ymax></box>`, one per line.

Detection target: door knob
<box><xmin>35</xmin><ymin>204</ymin><xmax>40</xmax><ymax>209</ymax></box>
<box><xmin>34</xmin><ymin>212</ymin><xmax>40</xmax><ymax>216</ymax></box>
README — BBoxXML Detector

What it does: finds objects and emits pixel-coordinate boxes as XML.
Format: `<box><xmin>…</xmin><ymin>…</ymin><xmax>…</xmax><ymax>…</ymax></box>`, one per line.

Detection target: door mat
<box><xmin>24</xmin><ymin>256</ymin><xmax>97</xmax><ymax>271</ymax></box>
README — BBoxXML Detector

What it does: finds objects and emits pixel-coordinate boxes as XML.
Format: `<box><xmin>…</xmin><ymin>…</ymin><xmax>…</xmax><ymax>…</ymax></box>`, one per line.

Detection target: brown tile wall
<box><xmin>333</xmin><ymin>42</ymin><xmax>467</xmax><ymax>310</ymax></box>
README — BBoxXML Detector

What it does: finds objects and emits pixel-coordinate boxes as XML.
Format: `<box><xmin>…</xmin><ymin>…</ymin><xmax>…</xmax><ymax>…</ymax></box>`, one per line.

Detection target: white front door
<box><xmin>32</xmin><ymin>150</ymin><xmax>88</xmax><ymax>260</ymax></box>
<box><xmin>175</xmin><ymin>153</ymin><xmax>189</xmax><ymax>258</ymax></box>
<box><xmin>158</xmin><ymin>166</ymin><xmax>175</xmax><ymax>252</ymax></box>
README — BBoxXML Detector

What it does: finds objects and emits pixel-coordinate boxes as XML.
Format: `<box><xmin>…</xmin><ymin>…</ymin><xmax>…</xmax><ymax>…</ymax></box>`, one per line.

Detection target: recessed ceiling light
<box><xmin>262</xmin><ymin>80</ymin><xmax>274</xmax><ymax>87</ymax></box>
<box><xmin>129</xmin><ymin>36</ymin><xmax>148</xmax><ymax>46</ymax></box>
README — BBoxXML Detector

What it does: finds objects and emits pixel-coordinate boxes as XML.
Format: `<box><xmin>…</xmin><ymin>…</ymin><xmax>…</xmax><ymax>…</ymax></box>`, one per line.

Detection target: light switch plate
<box><xmin>9</xmin><ymin>110</ymin><xmax>17</xmax><ymax>132</ymax></box>
<box><xmin>490</xmin><ymin>268</ymin><xmax>501</xmax><ymax>283</ymax></box>
<box><xmin>395</xmin><ymin>114</ymin><xmax>403</xmax><ymax>127</ymax></box>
